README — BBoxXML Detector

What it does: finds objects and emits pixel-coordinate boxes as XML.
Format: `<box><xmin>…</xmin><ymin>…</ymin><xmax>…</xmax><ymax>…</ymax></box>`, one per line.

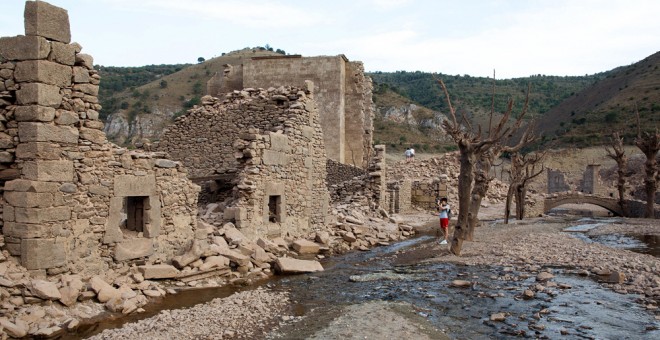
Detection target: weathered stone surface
<box><xmin>24</xmin><ymin>0</ymin><xmax>71</xmax><ymax>43</ymax></box>
<box><xmin>342</xmin><ymin>232</ymin><xmax>357</xmax><ymax>243</ymax></box>
<box><xmin>0</xmin><ymin>132</ymin><xmax>15</xmax><ymax>149</ymax></box>
<box><xmin>14</xmin><ymin>105</ymin><xmax>56</xmax><ymax>122</ymax></box>
<box><xmin>75</xmin><ymin>53</ymin><xmax>94</xmax><ymax>69</ymax></box>
<box><xmin>536</xmin><ymin>272</ymin><xmax>555</xmax><ymax>282</ymax></box>
<box><xmin>21</xmin><ymin>238</ymin><xmax>66</xmax><ymax>269</ymax></box>
<box><xmin>138</xmin><ymin>264</ymin><xmax>179</xmax><ymax>279</ymax></box>
<box><xmin>72</xmin><ymin>66</ymin><xmax>90</xmax><ymax>83</ymax></box>
<box><xmin>608</xmin><ymin>271</ymin><xmax>626</xmax><ymax>284</ymax></box>
<box><xmin>269</xmin><ymin>132</ymin><xmax>290</xmax><ymax>152</ymax></box>
<box><xmin>90</xmin><ymin>276</ymin><xmax>120</xmax><ymax>303</ymax></box>
<box><xmin>4</xmin><ymin>191</ymin><xmax>54</xmax><ymax>208</ymax></box>
<box><xmin>29</xmin><ymin>279</ymin><xmax>61</xmax><ymax>300</ymax></box>
<box><xmin>0</xmin><ymin>151</ymin><xmax>14</xmax><ymax>163</ymax></box>
<box><xmin>18</xmin><ymin>122</ymin><xmax>79</xmax><ymax>143</ymax></box>
<box><xmin>292</xmin><ymin>239</ymin><xmax>320</xmax><ymax>254</ymax></box>
<box><xmin>59</xmin><ymin>275</ymin><xmax>84</xmax><ymax>306</ymax></box>
<box><xmin>0</xmin><ymin>35</ymin><xmax>50</xmax><ymax>61</ymax></box>
<box><xmin>218</xmin><ymin>248</ymin><xmax>250</xmax><ymax>266</ymax></box>
<box><xmin>0</xmin><ymin>317</ymin><xmax>28</xmax><ymax>338</ymax></box>
<box><xmin>79</xmin><ymin>126</ymin><xmax>107</xmax><ymax>144</ymax></box>
<box><xmin>199</xmin><ymin>256</ymin><xmax>230</xmax><ymax>271</ymax></box>
<box><xmin>275</xmin><ymin>257</ymin><xmax>324</xmax><ymax>274</ymax></box>
<box><xmin>15</xmin><ymin>206</ymin><xmax>71</xmax><ymax>223</ymax></box>
<box><xmin>15</xmin><ymin>142</ymin><xmax>61</xmax><ymax>159</ymax></box>
<box><xmin>172</xmin><ymin>240</ymin><xmax>205</xmax><ymax>269</ymax></box>
<box><xmin>450</xmin><ymin>280</ymin><xmax>471</xmax><ymax>288</ymax></box>
<box><xmin>223</xmin><ymin>225</ymin><xmax>245</xmax><ymax>245</ymax></box>
<box><xmin>490</xmin><ymin>313</ymin><xmax>506</xmax><ymax>322</ymax></box>
<box><xmin>114</xmin><ymin>174</ymin><xmax>157</xmax><ymax>196</ymax></box>
<box><xmin>262</xmin><ymin>150</ymin><xmax>289</xmax><ymax>166</ymax></box>
<box><xmin>22</xmin><ymin>160</ymin><xmax>74</xmax><ymax>182</ymax></box>
<box><xmin>49</xmin><ymin>41</ymin><xmax>76</xmax><ymax>65</ymax></box>
<box><xmin>14</xmin><ymin>60</ymin><xmax>72</xmax><ymax>87</ymax></box>
<box><xmin>16</xmin><ymin>82</ymin><xmax>62</xmax><ymax>107</ymax></box>
<box><xmin>55</xmin><ymin>110</ymin><xmax>79</xmax><ymax>125</ymax></box>
<box><xmin>73</xmin><ymin>83</ymin><xmax>99</xmax><ymax>96</ymax></box>
<box><xmin>114</xmin><ymin>238</ymin><xmax>154</xmax><ymax>261</ymax></box>
<box><xmin>154</xmin><ymin>159</ymin><xmax>176</xmax><ymax>168</ymax></box>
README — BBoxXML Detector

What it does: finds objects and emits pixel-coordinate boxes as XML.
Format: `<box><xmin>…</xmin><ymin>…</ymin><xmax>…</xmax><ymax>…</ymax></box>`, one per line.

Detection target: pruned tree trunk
<box><xmin>634</xmin><ymin>109</ymin><xmax>659</xmax><ymax>218</ymax></box>
<box><xmin>505</xmin><ymin>151</ymin><xmax>544</xmax><ymax>222</ymax></box>
<box><xmin>605</xmin><ymin>132</ymin><xmax>628</xmax><ymax>216</ymax></box>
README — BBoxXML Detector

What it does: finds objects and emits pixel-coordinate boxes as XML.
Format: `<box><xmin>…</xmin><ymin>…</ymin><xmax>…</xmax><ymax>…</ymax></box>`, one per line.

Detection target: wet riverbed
<box><xmin>71</xmin><ymin>222</ymin><xmax>660</xmax><ymax>339</ymax></box>
<box><xmin>267</xmin><ymin>234</ymin><xmax>660</xmax><ymax>339</ymax></box>
<box><xmin>564</xmin><ymin>218</ymin><xmax>660</xmax><ymax>257</ymax></box>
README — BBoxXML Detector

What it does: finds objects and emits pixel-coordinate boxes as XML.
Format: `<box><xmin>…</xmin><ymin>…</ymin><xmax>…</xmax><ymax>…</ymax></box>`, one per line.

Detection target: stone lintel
<box><xmin>0</xmin><ymin>35</ymin><xmax>50</xmax><ymax>61</ymax></box>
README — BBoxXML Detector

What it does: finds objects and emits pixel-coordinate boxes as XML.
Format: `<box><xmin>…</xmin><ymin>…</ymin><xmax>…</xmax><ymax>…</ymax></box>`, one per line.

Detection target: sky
<box><xmin>1</xmin><ymin>0</ymin><xmax>659</xmax><ymax>78</ymax></box>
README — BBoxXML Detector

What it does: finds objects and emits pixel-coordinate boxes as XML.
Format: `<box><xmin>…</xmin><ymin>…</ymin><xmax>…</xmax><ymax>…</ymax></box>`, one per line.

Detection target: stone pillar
<box><xmin>368</xmin><ymin>145</ymin><xmax>387</xmax><ymax>209</ymax></box>
<box><xmin>0</xmin><ymin>1</ymin><xmax>103</xmax><ymax>270</ymax></box>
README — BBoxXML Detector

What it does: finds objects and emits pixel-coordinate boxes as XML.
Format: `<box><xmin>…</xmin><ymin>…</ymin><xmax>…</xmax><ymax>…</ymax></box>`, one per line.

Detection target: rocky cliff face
<box><xmin>378</xmin><ymin>103</ymin><xmax>441</xmax><ymax>130</ymax></box>
<box><xmin>104</xmin><ymin>106</ymin><xmax>178</xmax><ymax>145</ymax></box>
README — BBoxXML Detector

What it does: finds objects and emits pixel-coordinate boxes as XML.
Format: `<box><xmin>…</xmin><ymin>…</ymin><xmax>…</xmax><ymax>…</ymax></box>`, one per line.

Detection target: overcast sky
<box><xmin>1</xmin><ymin>0</ymin><xmax>658</xmax><ymax>78</ymax></box>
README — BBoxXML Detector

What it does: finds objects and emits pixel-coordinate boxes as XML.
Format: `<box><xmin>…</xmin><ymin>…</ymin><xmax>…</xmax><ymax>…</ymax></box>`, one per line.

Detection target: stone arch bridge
<box><xmin>544</xmin><ymin>192</ymin><xmax>657</xmax><ymax>218</ymax></box>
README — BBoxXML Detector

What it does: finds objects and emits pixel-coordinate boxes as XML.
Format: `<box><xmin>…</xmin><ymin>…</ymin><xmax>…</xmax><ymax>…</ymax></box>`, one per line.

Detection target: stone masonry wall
<box><xmin>157</xmin><ymin>85</ymin><xmax>330</xmax><ymax>240</ymax></box>
<box><xmin>0</xmin><ymin>1</ymin><xmax>199</xmax><ymax>275</ymax></box>
<box><xmin>326</xmin><ymin>159</ymin><xmax>367</xmax><ymax>188</ymax></box>
<box><xmin>243</xmin><ymin>56</ymin><xmax>346</xmax><ymax>164</ymax></box>
<box><xmin>345</xmin><ymin>61</ymin><xmax>374</xmax><ymax>168</ymax></box>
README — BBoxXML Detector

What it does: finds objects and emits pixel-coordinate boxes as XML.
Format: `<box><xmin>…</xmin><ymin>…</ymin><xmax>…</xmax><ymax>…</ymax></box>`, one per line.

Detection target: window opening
<box><xmin>268</xmin><ymin>195</ymin><xmax>281</xmax><ymax>223</ymax></box>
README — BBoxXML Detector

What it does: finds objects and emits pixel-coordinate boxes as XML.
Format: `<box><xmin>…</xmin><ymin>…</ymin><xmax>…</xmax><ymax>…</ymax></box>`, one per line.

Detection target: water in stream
<box><xmin>72</xmin><ymin>228</ymin><xmax>659</xmax><ymax>339</ymax></box>
<box><xmin>267</xmin><ymin>235</ymin><xmax>659</xmax><ymax>339</ymax></box>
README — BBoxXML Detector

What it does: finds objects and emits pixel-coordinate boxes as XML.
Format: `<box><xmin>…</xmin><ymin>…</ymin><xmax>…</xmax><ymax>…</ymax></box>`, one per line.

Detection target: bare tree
<box><xmin>634</xmin><ymin>109</ymin><xmax>659</xmax><ymax>218</ymax></box>
<box><xmin>505</xmin><ymin>151</ymin><xmax>545</xmax><ymax>223</ymax></box>
<box><xmin>436</xmin><ymin>75</ymin><xmax>530</xmax><ymax>255</ymax></box>
<box><xmin>604</xmin><ymin>132</ymin><xmax>628</xmax><ymax>216</ymax></box>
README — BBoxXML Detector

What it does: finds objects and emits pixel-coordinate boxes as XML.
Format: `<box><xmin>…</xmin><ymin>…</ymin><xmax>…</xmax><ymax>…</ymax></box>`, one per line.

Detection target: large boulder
<box><xmin>138</xmin><ymin>264</ymin><xmax>179</xmax><ymax>279</ymax></box>
<box><xmin>292</xmin><ymin>239</ymin><xmax>320</xmax><ymax>254</ymax></box>
<box><xmin>275</xmin><ymin>258</ymin><xmax>324</xmax><ymax>274</ymax></box>
<box><xmin>29</xmin><ymin>279</ymin><xmax>61</xmax><ymax>300</ymax></box>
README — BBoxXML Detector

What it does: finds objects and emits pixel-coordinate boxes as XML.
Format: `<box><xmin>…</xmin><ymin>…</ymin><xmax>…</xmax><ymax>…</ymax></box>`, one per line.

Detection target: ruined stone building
<box><xmin>0</xmin><ymin>1</ymin><xmax>200</xmax><ymax>275</ymax></box>
<box><xmin>206</xmin><ymin>55</ymin><xmax>374</xmax><ymax>168</ymax></box>
<box><xmin>156</xmin><ymin>85</ymin><xmax>330</xmax><ymax>239</ymax></box>
<box><xmin>547</xmin><ymin>168</ymin><xmax>571</xmax><ymax>193</ymax></box>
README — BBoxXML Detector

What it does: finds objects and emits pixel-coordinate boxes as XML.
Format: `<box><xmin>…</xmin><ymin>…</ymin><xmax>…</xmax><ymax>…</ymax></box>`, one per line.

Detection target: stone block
<box><xmin>114</xmin><ymin>238</ymin><xmax>154</xmax><ymax>261</ymax></box>
<box><xmin>0</xmin><ymin>151</ymin><xmax>14</xmax><ymax>163</ymax></box>
<box><xmin>0</xmin><ymin>169</ymin><xmax>21</xmax><ymax>180</ymax></box>
<box><xmin>89</xmin><ymin>185</ymin><xmax>110</xmax><ymax>196</ymax></box>
<box><xmin>73</xmin><ymin>83</ymin><xmax>99</xmax><ymax>96</ymax></box>
<box><xmin>75</xmin><ymin>53</ymin><xmax>93</xmax><ymax>69</ymax></box>
<box><xmin>3</xmin><ymin>222</ymin><xmax>50</xmax><ymax>238</ymax></box>
<box><xmin>114</xmin><ymin>174</ymin><xmax>157</xmax><ymax>196</ymax></box>
<box><xmin>138</xmin><ymin>264</ymin><xmax>179</xmax><ymax>279</ymax></box>
<box><xmin>79</xmin><ymin>127</ymin><xmax>106</xmax><ymax>144</ymax></box>
<box><xmin>21</xmin><ymin>238</ymin><xmax>66</xmax><ymax>269</ymax></box>
<box><xmin>55</xmin><ymin>110</ymin><xmax>79</xmax><ymax>125</ymax></box>
<box><xmin>48</xmin><ymin>41</ymin><xmax>75</xmax><ymax>65</ymax></box>
<box><xmin>18</xmin><ymin>122</ymin><xmax>79</xmax><ymax>143</ymax></box>
<box><xmin>0</xmin><ymin>132</ymin><xmax>14</xmax><ymax>148</ymax></box>
<box><xmin>4</xmin><ymin>191</ymin><xmax>54</xmax><ymax>208</ymax></box>
<box><xmin>15</xmin><ymin>206</ymin><xmax>71</xmax><ymax>223</ymax></box>
<box><xmin>15</xmin><ymin>142</ymin><xmax>62</xmax><ymax>159</ymax></box>
<box><xmin>22</xmin><ymin>160</ymin><xmax>74</xmax><ymax>182</ymax></box>
<box><xmin>6</xmin><ymin>179</ymin><xmax>59</xmax><ymax>194</ymax></box>
<box><xmin>14</xmin><ymin>60</ymin><xmax>72</xmax><ymax>87</ymax></box>
<box><xmin>292</xmin><ymin>239</ymin><xmax>320</xmax><ymax>254</ymax></box>
<box><xmin>262</xmin><ymin>150</ymin><xmax>289</xmax><ymax>166</ymax></box>
<box><xmin>16</xmin><ymin>83</ymin><xmax>62</xmax><ymax>107</ymax></box>
<box><xmin>24</xmin><ymin>1</ymin><xmax>71</xmax><ymax>43</ymax></box>
<box><xmin>269</xmin><ymin>132</ymin><xmax>290</xmax><ymax>152</ymax></box>
<box><xmin>0</xmin><ymin>35</ymin><xmax>50</xmax><ymax>61</ymax></box>
<box><xmin>103</xmin><ymin>197</ymin><xmax>124</xmax><ymax>244</ymax></box>
<box><xmin>14</xmin><ymin>105</ymin><xmax>56</xmax><ymax>122</ymax></box>
<box><xmin>72</xmin><ymin>67</ymin><xmax>89</xmax><ymax>83</ymax></box>
<box><xmin>275</xmin><ymin>257</ymin><xmax>324</xmax><ymax>274</ymax></box>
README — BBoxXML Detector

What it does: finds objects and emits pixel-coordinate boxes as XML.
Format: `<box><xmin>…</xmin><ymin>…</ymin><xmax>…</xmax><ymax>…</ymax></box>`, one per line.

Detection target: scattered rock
<box><xmin>536</xmin><ymin>272</ymin><xmax>554</xmax><ymax>282</ymax></box>
<box><xmin>275</xmin><ymin>258</ymin><xmax>324</xmax><ymax>274</ymax></box>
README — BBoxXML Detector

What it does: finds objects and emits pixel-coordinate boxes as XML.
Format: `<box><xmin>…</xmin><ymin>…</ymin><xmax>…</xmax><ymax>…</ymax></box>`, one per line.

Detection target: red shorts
<box><xmin>440</xmin><ymin>218</ymin><xmax>449</xmax><ymax>229</ymax></box>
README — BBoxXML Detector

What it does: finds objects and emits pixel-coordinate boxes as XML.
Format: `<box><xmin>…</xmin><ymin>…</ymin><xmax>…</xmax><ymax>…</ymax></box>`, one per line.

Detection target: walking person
<box><xmin>404</xmin><ymin>147</ymin><xmax>412</xmax><ymax>162</ymax></box>
<box><xmin>437</xmin><ymin>197</ymin><xmax>450</xmax><ymax>245</ymax></box>
<box><xmin>410</xmin><ymin>147</ymin><xmax>415</xmax><ymax>161</ymax></box>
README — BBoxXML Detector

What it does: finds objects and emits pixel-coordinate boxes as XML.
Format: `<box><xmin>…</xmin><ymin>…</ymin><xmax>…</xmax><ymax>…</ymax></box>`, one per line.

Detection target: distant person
<box><xmin>438</xmin><ymin>197</ymin><xmax>450</xmax><ymax>245</ymax></box>
<box><xmin>404</xmin><ymin>148</ymin><xmax>412</xmax><ymax>162</ymax></box>
<box><xmin>410</xmin><ymin>147</ymin><xmax>416</xmax><ymax>161</ymax></box>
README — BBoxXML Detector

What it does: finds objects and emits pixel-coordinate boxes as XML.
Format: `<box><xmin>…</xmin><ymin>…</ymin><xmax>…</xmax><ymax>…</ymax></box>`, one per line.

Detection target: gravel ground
<box><xmin>306</xmin><ymin>301</ymin><xmax>449</xmax><ymax>340</ymax></box>
<box><xmin>429</xmin><ymin>215</ymin><xmax>660</xmax><ymax>302</ymax></box>
<box><xmin>87</xmin><ymin>287</ymin><xmax>289</xmax><ymax>339</ymax></box>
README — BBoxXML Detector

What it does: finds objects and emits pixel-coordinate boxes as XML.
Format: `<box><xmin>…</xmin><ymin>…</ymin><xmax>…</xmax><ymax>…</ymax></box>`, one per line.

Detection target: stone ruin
<box><xmin>547</xmin><ymin>164</ymin><xmax>612</xmax><ymax>197</ymax></box>
<box><xmin>156</xmin><ymin>84</ymin><xmax>330</xmax><ymax>240</ymax></box>
<box><xmin>0</xmin><ymin>1</ymin><xmax>200</xmax><ymax>275</ymax></box>
<box><xmin>206</xmin><ymin>54</ymin><xmax>374</xmax><ymax>168</ymax></box>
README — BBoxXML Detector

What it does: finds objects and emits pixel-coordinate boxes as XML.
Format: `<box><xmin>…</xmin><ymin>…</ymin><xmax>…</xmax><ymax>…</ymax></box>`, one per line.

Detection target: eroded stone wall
<box><xmin>0</xmin><ymin>1</ymin><xmax>199</xmax><ymax>275</ymax></box>
<box><xmin>157</xmin><ymin>86</ymin><xmax>329</xmax><ymax>239</ymax></box>
<box><xmin>210</xmin><ymin>55</ymin><xmax>374</xmax><ymax>168</ymax></box>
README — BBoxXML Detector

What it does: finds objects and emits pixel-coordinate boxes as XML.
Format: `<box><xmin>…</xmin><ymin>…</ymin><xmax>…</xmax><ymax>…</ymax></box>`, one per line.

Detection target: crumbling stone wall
<box><xmin>411</xmin><ymin>176</ymin><xmax>449</xmax><ymax>210</ymax></box>
<box><xmin>157</xmin><ymin>85</ymin><xmax>329</xmax><ymax>239</ymax></box>
<box><xmin>386</xmin><ymin>180</ymin><xmax>412</xmax><ymax>214</ymax></box>
<box><xmin>326</xmin><ymin>159</ymin><xmax>367</xmax><ymax>188</ymax></box>
<box><xmin>0</xmin><ymin>1</ymin><xmax>199</xmax><ymax>275</ymax></box>
<box><xmin>547</xmin><ymin>168</ymin><xmax>571</xmax><ymax>193</ymax></box>
<box><xmin>580</xmin><ymin>164</ymin><xmax>605</xmax><ymax>195</ymax></box>
<box><xmin>208</xmin><ymin>55</ymin><xmax>374</xmax><ymax>168</ymax></box>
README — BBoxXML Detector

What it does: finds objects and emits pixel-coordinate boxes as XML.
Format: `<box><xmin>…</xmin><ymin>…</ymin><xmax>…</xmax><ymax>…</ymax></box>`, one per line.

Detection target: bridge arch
<box><xmin>544</xmin><ymin>194</ymin><xmax>624</xmax><ymax>216</ymax></box>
